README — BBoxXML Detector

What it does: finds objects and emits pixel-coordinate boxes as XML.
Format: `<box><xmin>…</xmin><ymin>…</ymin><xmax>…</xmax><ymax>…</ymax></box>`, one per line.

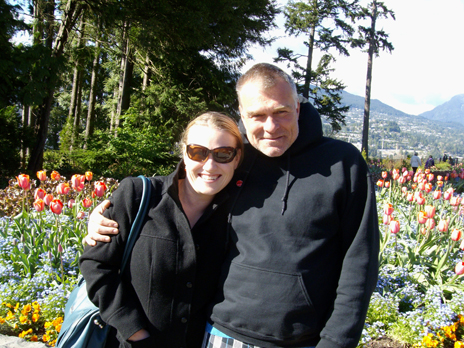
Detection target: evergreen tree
<box><xmin>351</xmin><ymin>0</ymin><xmax>394</xmax><ymax>158</ymax></box>
<box><xmin>275</xmin><ymin>0</ymin><xmax>357</xmax><ymax>131</ymax></box>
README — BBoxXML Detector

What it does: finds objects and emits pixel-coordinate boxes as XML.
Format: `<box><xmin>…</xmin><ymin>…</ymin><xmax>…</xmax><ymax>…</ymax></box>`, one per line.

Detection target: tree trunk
<box><xmin>27</xmin><ymin>0</ymin><xmax>84</xmax><ymax>172</ymax></box>
<box><xmin>21</xmin><ymin>105</ymin><xmax>29</xmax><ymax>168</ymax></box>
<box><xmin>84</xmin><ymin>39</ymin><xmax>101</xmax><ymax>148</ymax></box>
<box><xmin>361</xmin><ymin>1</ymin><xmax>377</xmax><ymax>159</ymax></box>
<box><xmin>303</xmin><ymin>23</ymin><xmax>316</xmax><ymax>99</ymax></box>
<box><xmin>115</xmin><ymin>23</ymin><xmax>133</xmax><ymax>132</ymax></box>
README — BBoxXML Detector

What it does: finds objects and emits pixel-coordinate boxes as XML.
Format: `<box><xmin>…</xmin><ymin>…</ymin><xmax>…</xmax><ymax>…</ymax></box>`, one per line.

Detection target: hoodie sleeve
<box><xmin>79</xmin><ymin>177</ymin><xmax>150</xmax><ymax>341</ymax></box>
<box><xmin>317</xmin><ymin>160</ymin><xmax>380</xmax><ymax>348</ymax></box>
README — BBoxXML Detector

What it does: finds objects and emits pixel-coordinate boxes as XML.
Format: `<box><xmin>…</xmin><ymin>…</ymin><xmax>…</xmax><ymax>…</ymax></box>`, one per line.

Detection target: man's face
<box><xmin>238</xmin><ymin>78</ymin><xmax>300</xmax><ymax>157</ymax></box>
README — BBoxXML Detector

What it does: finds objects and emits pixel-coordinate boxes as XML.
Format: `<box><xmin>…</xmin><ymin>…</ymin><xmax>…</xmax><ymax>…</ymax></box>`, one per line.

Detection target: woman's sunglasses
<box><xmin>186</xmin><ymin>144</ymin><xmax>237</xmax><ymax>164</ymax></box>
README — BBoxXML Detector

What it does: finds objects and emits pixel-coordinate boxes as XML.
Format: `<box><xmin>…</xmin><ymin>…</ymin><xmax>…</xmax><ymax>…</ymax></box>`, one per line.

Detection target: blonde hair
<box><xmin>180</xmin><ymin>112</ymin><xmax>244</xmax><ymax>165</ymax></box>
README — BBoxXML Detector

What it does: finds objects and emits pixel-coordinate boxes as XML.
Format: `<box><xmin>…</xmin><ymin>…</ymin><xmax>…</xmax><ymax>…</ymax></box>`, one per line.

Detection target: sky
<box><xmin>241</xmin><ymin>0</ymin><xmax>464</xmax><ymax>116</ymax></box>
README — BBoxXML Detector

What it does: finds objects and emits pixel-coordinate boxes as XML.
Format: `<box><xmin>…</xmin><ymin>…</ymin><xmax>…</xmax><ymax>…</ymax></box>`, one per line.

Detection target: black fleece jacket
<box><xmin>209</xmin><ymin>102</ymin><xmax>380</xmax><ymax>348</ymax></box>
<box><xmin>80</xmin><ymin>164</ymin><xmax>229</xmax><ymax>348</ymax></box>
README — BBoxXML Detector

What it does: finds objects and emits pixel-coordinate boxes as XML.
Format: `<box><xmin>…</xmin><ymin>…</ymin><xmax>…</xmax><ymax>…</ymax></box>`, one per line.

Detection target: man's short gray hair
<box><xmin>236</xmin><ymin>63</ymin><xmax>298</xmax><ymax>107</ymax></box>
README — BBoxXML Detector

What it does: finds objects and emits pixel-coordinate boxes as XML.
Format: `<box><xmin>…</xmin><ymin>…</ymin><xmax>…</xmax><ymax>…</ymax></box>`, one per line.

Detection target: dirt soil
<box><xmin>365</xmin><ymin>336</ymin><xmax>411</xmax><ymax>348</ymax></box>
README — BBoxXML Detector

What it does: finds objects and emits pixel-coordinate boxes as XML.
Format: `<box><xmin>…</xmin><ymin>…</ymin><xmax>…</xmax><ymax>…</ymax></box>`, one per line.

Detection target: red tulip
<box><xmin>424</xmin><ymin>205</ymin><xmax>436</xmax><ymax>218</ymax></box>
<box><xmin>438</xmin><ymin>220</ymin><xmax>449</xmax><ymax>233</ymax></box>
<box><xmin>424</xmin><ymin>183</ymin><xmax>433</xmax><ymax>193</ymax></box>
<box><xmin>401</xmin><ymin>187</ymin><xmax>408</xmax><ymax>195</ymax></box>
<box><xmin>385</xmin><ymin>181</ymin><xmax>391</xmax><ymax>188</ymax></box>
<box><xmin>437</xmin><ymin>175</ymin><xmax>443</xmax><ymax>181</ymax></box>
<box><xmin>455</xmin><ymin>262</ymin><xmax>464</xmax><ymax>275</ymax></box>
<box><xmin>398</xmin><ymin>177</ymin><xmax>406</xmax><ymax>185</ymax></box>
<box><xmin>427</xmin><ymin>174</ymin><xmax>434</xmax><ymax>182</ymax></box>
<box><xmin>77</xmin><ymin>211</ymin><xmax>85</xmax><ymax>219</ymax></box>
<box><xmin>33</xmin><ymin>199</ymin><xmax>45</xmax><ymax>212</ymax></box>
<box><xmin>376</xmin><ymin>179</ymin><xmax>384</xmax><ymax>188</ymax></box>
<box><xmin>50</xmin><ymin>171</ymin><xmax>60</xmax><ymax>181</ymax></box>
<box><xmin>436</xmin><ymin>181</ymin><xmax>444</xmax><ymax>188</ymax></box>
<box><xmin>381</xmin><ymin>171</ymin><xmax>388</xmax><ymax>179</ymax></box>
<box><xmin>82</xmin><ymin>198</ymin><xmax>92</xmax><ymax>208</ymax></box>
<box><xmin>16</xmin><ymin>174</ymin><xmax>30</xmax><ymax>190</ymax></box>
<box><xmin>416</xmin><ymin>196</ymin><xmax>425</xmax><ymax>205</ymax></box>
<box><xmin>417</xmin><ymin>211</ymin><xmax>427</xmax><ymax>224</ymax></box>
<box><xmin>37</xmin><ymin>170</ymin><xmax>47</xmax><ymax>181</ymax></box>
<box><xmin>34</xmin><ymin>188</ymin><xmax>46</xmax><ymax>200</ymax></box>
<box><xmin>451</xmin><ymin>229</ymin><xmax>462</xmax><ymax>241</ymax></box>
<box><xmin>85</xmin><ymin>171</ymin><xmax>93</xmax><ymax>181</ymax></box>
<box><xmin>56</xmin><ymin>183</ymin><xmax>70</xmax><ymax>195</ymax></box>
<box><xmin>94</xmin><ymin>181</ymin><xmax>107</xmax><ymax>197</ymax></box>
<box><xmin>390</xmin><ymin>220</ymin><xmax>400</xmax><ymax>234</ymax></box>
<box><xmin>50</xmin><ymin>199</ymin><xmax>64</xmax><ymax>215</ymax></box>
<box><xmin>43</xmin><ymin>194</ymin><xmax>54</xmax><ymax>206</ymax></box>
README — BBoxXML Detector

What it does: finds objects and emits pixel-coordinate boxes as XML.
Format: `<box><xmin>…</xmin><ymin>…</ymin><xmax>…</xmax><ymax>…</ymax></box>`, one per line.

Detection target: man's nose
<box><xmin>263</xmin><ymin>116</ymin><xmax>279</xmax><ymax>132</ymax></box>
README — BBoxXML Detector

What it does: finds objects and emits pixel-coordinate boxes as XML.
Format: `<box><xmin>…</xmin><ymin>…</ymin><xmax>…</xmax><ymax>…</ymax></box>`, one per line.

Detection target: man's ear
<box><xmin>296</xmin><ymin>101</ymin><xmax>300</xmax><ymax>119</ymax></box>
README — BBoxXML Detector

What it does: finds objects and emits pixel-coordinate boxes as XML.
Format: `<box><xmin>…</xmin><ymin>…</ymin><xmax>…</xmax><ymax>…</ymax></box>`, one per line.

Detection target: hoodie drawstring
<box><xmin>281</xmin><ymin>155</ymin><xmax>291</xmax><ymax>215</ymax></box>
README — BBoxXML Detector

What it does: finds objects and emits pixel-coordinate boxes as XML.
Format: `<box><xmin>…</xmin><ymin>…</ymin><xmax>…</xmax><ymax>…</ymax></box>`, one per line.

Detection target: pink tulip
<box><xmin>438</xmin><ymin>220</ymin><xmax>449</xmax><ymax>233</ymax></box>
<box><xmin>77</xmin><ymin>211</ymin><xmax>85</xmax><ymax>219</ymax></box>
<box><xmin>450</xmin><ymin>196</ymin><xmax>462</xmax><ymax>206</ymax></box>
<box><xmin>437</xmin><ymin>175</ymin><xmax>443</xmax><ymax>181</ymax></box>
<box><xmin>71</xmin><ymin>174</ymin><xmax>85</xmax><ymax>192</ymax></box>
<box><xmin>68</xmin><ymin>199</ymin><xmax>75</xmax><ymax>209</ymax></box>
<box><xmin>425</xmin><ymin>218</ymin><xmax>435</xmax><ymax>230</ymax></box>
<box><xmin>43</xmin><ymin>194</ymin><xmax>54</xmax><ymax>206</ymax></box>
<box><xmin>455</xmin><ymin>262</ymin><xmax>464</xmax><ymax>275</ymax></box>
<box><xmin>424</xmin><ymin>205</ymin><xmax>436</xmax><ymax>218</ymax></box>
<box><xmin>444</xmin><ymin>188</ymin><xmax>454</xmax><ymax>201</ymax></box>
<box><xmin>34</xmin><ymin>188</ymin><xmax>46</xmax><ymax>200</ymax></box>
<box><xmin>406</xmin><ymin>192</ymin><xmax>414</xmax><ymax>202</ymax></box>
<box><xmin>390</xmin><ymin>220</ymin><xmax>400</xmax><ymax>234</ymax></box>
<box><xmin>416</xmin><ymin>196</ymin><xmax>425</xmax><ymax>205</ymax></box>
<box><xmin>381</xmin><ymin>171</ymin><xmax>388</xmax><ymax>179</ymax></box>
<box><xmin>50</xmin><ymin>171</ymin><xmax>60</xmax><ymax>181</ymax></box>
<box><xmin>16</xmin><ymin>174</ymin><xmax>30</xmax><ymax>190</ymax></box>
<box><xmin>433</xmin><ymin>190</ymin><xmax>442</xmax><ymax>200</ymax></box>
<box><xmin>383</xmin><ymin>214</ymin><xmax>392</xmax><ymax>225</ymax></box>
<box><xmin>56</xmin><ymin>183</ymin><xmax>70</xmax><ymax>195</ymax></box>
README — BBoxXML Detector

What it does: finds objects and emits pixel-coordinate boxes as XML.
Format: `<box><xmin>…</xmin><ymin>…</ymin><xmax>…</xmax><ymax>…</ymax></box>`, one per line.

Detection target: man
<box><xmin>87</xmin><ymin>63</ymin><xmax>379</xmax><ymax>348</ymax></box>
<box><xmin>425</xmin><ymin>155</ymin><xmax>435</xmax><ymax>169</ymax></box>
<box><xmin>410</xmin><ymin>152</ymin><xmax>421</xmax><ymax>175</ymax></box>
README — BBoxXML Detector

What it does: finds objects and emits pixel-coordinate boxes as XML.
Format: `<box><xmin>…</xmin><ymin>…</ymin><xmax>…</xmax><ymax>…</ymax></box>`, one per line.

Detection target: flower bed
<box><xmin>1</xmin><ymin>168</ymin><xmax>464</xmax><ymax>347</ymax></box>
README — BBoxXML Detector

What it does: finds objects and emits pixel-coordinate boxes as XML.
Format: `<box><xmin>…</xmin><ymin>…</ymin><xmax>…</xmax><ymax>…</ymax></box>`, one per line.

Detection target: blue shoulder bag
<box><xmin>56</xmin><ymin>176</ymin><xmax>152</xmax><ymax>348</ymax></box>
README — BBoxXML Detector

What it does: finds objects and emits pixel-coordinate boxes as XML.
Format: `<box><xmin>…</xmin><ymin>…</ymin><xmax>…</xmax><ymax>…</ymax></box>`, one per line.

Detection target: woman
<box><xmin>79</xmin><ymin>112</ymin><xmax>243</xmax><ymax>348</ymax></box>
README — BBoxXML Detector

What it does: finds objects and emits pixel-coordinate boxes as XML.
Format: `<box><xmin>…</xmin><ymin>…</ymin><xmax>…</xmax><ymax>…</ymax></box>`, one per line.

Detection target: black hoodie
<box><xmin>210</xmin><ymin>101</ymin><xmax>379</xmax><ymax>348</ymax></box>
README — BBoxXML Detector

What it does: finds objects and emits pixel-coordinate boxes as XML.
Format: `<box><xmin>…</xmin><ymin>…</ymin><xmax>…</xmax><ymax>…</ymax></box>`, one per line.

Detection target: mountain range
<box><xmin>339</xmin><ymin>90</ymin><xmax>464</xmax><ymax>126</ymax></box>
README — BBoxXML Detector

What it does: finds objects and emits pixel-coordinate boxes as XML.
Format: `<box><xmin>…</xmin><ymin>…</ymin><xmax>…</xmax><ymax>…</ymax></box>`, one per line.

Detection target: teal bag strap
<box><xmin>120</xmin><ymin>175</ymin><xmax>151</xmax><ymax>272</ymax></box>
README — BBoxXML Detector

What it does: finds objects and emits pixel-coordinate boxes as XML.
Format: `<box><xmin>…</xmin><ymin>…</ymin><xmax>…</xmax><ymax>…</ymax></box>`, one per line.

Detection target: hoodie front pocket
<box><xmin>212</xmin><ymin>261</ymin><xmax>319</xmax><ymax>341</ymax></box>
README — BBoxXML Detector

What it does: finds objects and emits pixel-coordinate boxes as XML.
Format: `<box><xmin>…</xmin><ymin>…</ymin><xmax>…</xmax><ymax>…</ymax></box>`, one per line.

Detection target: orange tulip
<box><xmin>385</xmin><ymin>181</ymin><xmax>391</xmax><ymax>188</ymax></box>
<box><xmin>85</xmin><ymin>171</ymin><xmax>93</xmax><ymax>181</ymax></box>
<box><xmin>50</xmin><ymin>171</ymin><xmax>60</xmax><ymax>181</ymax></box>
<box><xmin>33</xmin><ymin>199</ymin><xmax>45</xmax><ymax>212</ymax></box>
<box><xmin>16</xmin><ymin>174</ymin><xmax>30</xmax><ymax>190</ymax></box>
<box><xmin>50</xmin><ymin>199</ymin><xmax>64</xmax><ymax>215</ymax></box>
<box><xmin>417</xmin><ymin>211</ymin><xmax>427</xmax><ymax>224</ymax></box>
<box><xmin>376</xmin><ymin>179</ymin><xmax>384</xmax><ymax>188</ymax></box>
<box><xmin>82</xmin><ymin>198</ymin><xmax>92</xmax><ymax>208</ymax></box>
<box><xmin>37</xmin><ymin>170</ymin><xmax>47</xmax><ymax>181</ymax></box>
